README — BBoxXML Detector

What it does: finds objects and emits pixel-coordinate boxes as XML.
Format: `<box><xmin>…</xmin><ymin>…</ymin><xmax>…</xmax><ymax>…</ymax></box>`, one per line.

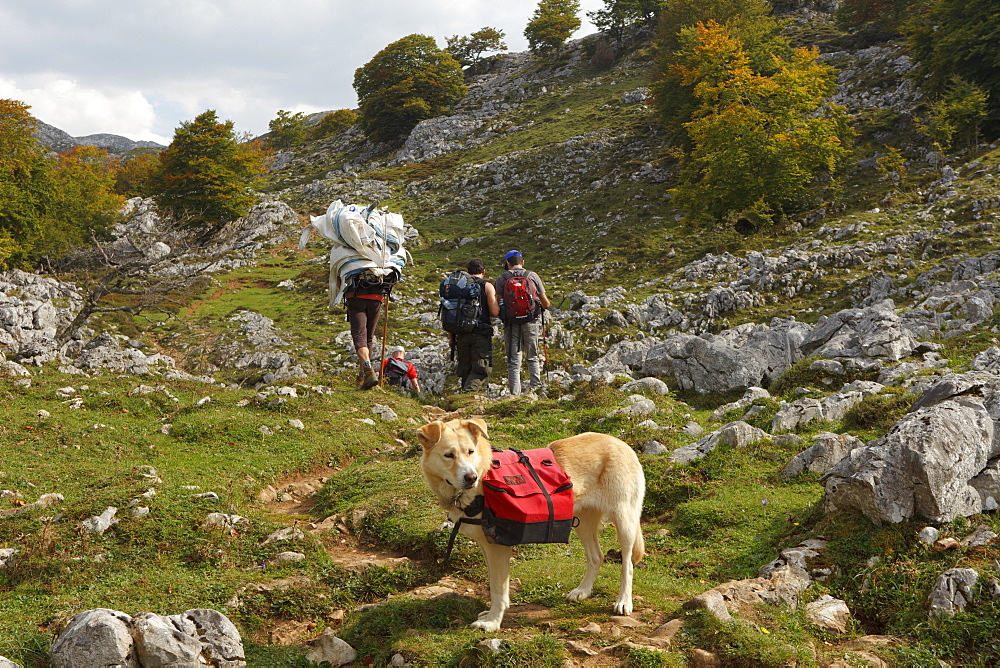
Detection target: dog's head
<box><xmin>418</xmin><ymin>418</ymin><xmax>490</xmax><ymax>498</ymax></box>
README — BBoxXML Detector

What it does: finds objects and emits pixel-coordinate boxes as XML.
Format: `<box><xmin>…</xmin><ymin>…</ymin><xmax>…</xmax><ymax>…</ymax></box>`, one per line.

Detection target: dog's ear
<box><xmin>464</xmin><ymin>418</ymin><xmax>489</xmax><ymax>442</ymax></box>
<box><xmin>417</xmin><ymin>421</ymin><xmax>444</xmax><ymax>449</ymax></box>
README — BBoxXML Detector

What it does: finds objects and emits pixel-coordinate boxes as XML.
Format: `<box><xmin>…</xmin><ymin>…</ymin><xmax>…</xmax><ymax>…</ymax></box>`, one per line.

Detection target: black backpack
<box><xmin>384</xmin><ymin>358</ymin><xmax>410</xmax><ymax>387</ymax></box>
<box><xmin>438</xmin><ymin>270</ymin><xmax>483</xmax><ymax>334</ymax></box>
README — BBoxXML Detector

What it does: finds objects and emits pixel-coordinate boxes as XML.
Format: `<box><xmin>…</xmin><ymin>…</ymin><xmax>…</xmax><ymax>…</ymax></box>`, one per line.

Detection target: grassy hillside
<box><xmin>3</xmin><ymin>18</ymin><xmax>1000</xmax><ymax>668</ymax></box>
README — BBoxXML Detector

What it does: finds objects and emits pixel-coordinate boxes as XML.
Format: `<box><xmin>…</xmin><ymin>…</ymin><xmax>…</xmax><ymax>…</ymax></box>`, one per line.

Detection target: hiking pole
<box><xmin>378</xmin><ymin>296</ymin><xmax>390</xmax><ymax>389</ymax></box>
<box><xmin>541</xmin><ymin>309</ymin><xmax>549</xmax><ymax>388</ymax></box>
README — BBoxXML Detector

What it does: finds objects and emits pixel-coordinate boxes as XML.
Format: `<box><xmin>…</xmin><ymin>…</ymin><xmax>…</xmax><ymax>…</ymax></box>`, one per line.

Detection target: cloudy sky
<box><xmin>0</xmin><ymin>0</ymin><xmax>604</xmax><ymax>144</ymax></box>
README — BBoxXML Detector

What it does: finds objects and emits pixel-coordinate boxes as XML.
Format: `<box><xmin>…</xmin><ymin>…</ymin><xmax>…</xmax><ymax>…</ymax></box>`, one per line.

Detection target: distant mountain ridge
<box><xmin>33</xmin><ymin>119</ymin><xmax>164</xmax><ymax>154</ymax></box>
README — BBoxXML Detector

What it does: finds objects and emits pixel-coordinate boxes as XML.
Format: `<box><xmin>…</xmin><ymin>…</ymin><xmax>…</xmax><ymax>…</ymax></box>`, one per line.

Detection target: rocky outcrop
<box><xmin>642</xmin><ymin>319</ymin><xmax>810</xmax><ymax>394</ymax></box>
<box><xmin>49</xmin><ymin>608</ymin><xmax>245</xmax><ymax>668</ymax></box>
<box><xmin>771</xmin><ymin>381</ymin><xmax>883</xmax><ymax>433</ymax></box>
<box><xmin>823</xmin><ymin>397</ymin><xmax>995</xmax><ymax>523</ymax></box>
<box><xmin>927</xmin><ymin>568</ymin><xmax>978</xmax><ymax>620</ymax></box>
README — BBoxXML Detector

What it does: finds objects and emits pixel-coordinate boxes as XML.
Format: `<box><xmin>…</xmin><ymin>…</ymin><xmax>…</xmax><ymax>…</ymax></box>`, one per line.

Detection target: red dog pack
<box><xmin>481</xmin><ymin>447</ymin><xmax>575</xmax><ymax>546</ymax></box>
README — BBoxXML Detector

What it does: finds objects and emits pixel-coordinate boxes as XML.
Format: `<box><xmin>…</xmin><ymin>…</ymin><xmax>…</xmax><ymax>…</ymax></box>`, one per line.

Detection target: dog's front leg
<box><xmin>471</xmin><ymin>542</ymin><xmax>513</xmax><ymax>632</ymax></box>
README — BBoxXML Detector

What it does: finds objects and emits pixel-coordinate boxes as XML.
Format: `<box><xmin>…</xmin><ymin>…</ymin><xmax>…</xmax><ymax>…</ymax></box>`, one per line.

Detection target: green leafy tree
<box><xmin>353</xmin><ymin>34</ymin><xmax>467</xmax><ymax>145</ymax></box>
<box><xmin>588</xmin><ymin>0</ymin><xmax>663</xmax><ymax>43</ymax></box>
<box><xmin>151</xmin><ymin>110</ymin><xmax>266</xmax><ymax>229</ymax></box>
<box><xmin>925</xmin><ymin>76</ymin><xmax>989</xmax><ymax>149</ymax></box>
<box><xmin>0</xmin><ymin>99</ymin><xmax>54</xmax><ymax>267</ymax></box>
<box><xmin>524</xmin><ymin>0</ymin><xmax>582</xmax><ymax>54</ymax></box>
<box><xmin>446</xmin><ymin>27</ymin><xmax>508</xmax><ymax>67</ymax></box>
<box><xmin>267</xmin><ymin>109</ymin><xmax>308</xmax><ymax>149</ymax></box>
<box><xmin>311</xmin><ymin>109</ymin><xmax>359</xmax><ymax>140</ymax></box>
<box><xmin>670</xmin><ymin>21</ymin><xmax>853</xmax><ymax>230</ymax></box>
<box><xmin>907</xmin><ymin>0</ymin><xmax>1000</xmax><ymax>134</ymax></box>
<box><xmin>652</xmin><ymin>0</ymin><xmax>790</xmax><ymax>143</ymax></box>
<box><xmin>835</xmin><ymin>0</ymin><xmax>916</xmax><ymax>37</ymax></box>
<box><xmin>37</xmin><ymin>145</ymin><xmax>124</xmax><ymax>258</ymax></box>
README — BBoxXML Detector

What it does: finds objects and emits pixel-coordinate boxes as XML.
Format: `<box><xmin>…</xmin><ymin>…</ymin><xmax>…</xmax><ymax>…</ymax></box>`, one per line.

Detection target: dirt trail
<box><xmin>259</xmin><ymin>407</ymin><xmax>670</xmax><ymax>663</ymax></box>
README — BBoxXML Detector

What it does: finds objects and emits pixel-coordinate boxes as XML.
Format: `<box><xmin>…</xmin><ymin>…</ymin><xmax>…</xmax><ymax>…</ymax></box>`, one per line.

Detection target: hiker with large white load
<box><xmin>438</xmin><ymin>258</ymin><xmax>499</xmax><ymax>393</ymax></box>
<box><xmin>299</xmin><ymin>199</ymin><xmax>408</xmax><ymax>389</ymax></box>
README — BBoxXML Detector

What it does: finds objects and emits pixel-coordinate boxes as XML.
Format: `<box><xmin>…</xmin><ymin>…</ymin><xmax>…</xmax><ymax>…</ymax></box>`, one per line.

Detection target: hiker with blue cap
<box><xmin>495</xmin><ymin>250</ymin><xmax>551</xmax><ymax>395</ymax></box>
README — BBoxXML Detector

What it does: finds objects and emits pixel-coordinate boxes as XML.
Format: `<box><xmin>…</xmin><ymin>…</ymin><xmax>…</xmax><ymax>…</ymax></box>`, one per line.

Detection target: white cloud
<box><xmin>0</xmin><ymin>0</ymin><xmax>606</xmax><ymax>141</ymax></box>
<box><xmin>0</xmin><ymin>76</ymin><xmax>168</xmax><ymax>143</ymax></box>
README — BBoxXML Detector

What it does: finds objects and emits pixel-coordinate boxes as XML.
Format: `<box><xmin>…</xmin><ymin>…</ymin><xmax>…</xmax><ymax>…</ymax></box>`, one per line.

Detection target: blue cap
<box><xmin>504</xmin><ymin>250</ymin><xmax>522</xmax><ymax>262</ymax></box>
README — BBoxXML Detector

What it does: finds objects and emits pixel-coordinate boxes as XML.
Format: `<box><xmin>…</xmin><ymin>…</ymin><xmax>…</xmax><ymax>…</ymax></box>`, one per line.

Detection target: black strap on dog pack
<box><xmin>444</xmin><ymin>494</ymin><xmax>485</xmax><ymax>563</ymax></box>
<box><xmin>509</xmin><ymin>447</ymin><xmax>558</xmax><ymax>542</ymax></box>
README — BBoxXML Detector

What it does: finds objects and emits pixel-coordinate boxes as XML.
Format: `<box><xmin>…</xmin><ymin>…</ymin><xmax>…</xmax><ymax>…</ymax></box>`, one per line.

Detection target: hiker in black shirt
<box><xmin>453</xmin><ymin>258</ymin><xmax>499</xmax><ymax>393</ymax></box>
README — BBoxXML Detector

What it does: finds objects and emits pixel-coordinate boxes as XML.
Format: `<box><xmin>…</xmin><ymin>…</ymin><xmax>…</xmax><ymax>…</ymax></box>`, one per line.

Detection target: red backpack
<box><xmin>500</xmin><ymin>271</ymin><xmax>541</xmax><ymax>324</ymax></box>
<box><xmin>445</xmin><ymin>447</ymin><xmax>575</xmax><ymax>559</ymax></box>
<box><xmin>481</xmin><ymin>447</ymin><xmax>574</xmax><ymax>545</ymax></box>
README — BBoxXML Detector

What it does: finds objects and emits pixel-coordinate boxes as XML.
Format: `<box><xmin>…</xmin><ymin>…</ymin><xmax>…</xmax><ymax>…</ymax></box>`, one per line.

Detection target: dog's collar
<box><xmin>457</xmin><ymin>494</ymin><xmax>484</xmax><ymax>517</ymax></box>
<box><xmin>444</xmin><ymin>494</ymin><xmax>485</xmax><ymax>564</ymax></box>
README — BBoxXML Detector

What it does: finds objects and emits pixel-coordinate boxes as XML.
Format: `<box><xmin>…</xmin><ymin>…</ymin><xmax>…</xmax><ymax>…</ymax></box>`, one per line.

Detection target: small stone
<box><xmin>288</xmin><ymin>419</ymin><xmax>305</xmax><ymax>430</ymax></box>
<box><xmin>917</xmin><ymin>527</ymin><xmax>939</xmax><ymax>544</ymax></box>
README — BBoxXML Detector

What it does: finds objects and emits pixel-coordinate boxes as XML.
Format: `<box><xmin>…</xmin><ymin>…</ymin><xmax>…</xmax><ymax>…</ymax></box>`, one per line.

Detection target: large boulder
<box><xmin>643</xmin><ymin>319</ymin><xmax>810</xmax><ymax>394</ymax></box>
<box><xmin>771</xmin><ymin>381</ymin><xmax>883</xmax><ymax>433</ymax></box>
<box><xmin>823</xmin><ymin>397</ymin><xmax>995</xmax><ymax>523</ymax></box>
<box><xmin>800</xmin><ymin>301</ymin><xmax>917</xmax><ymax>362</ymax></box>
<box><xmin>781</xmin><ymin>432</ymin><xmax>865</xmax><ymax>478</ymax></box>
<box><xmin>49</xmin><ymin>609</ymin><xmax>138</xmax><ymax>668</ymax></box>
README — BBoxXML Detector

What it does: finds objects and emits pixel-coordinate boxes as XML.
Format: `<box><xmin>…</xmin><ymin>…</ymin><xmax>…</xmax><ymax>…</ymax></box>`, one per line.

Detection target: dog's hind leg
<box><xmin>611</xmin><ymin>506</ymin><xmax>644</xmax><ymax>616</ymax></box>
<box><xmin>567</xmin><ymin>507</ymin><xmax>604</xmax><ymax>602</ymax></box>
<box><xmin>471</xmin><ymin>542</ymin><xmax>513</xmax><ymax>631</ymax></box>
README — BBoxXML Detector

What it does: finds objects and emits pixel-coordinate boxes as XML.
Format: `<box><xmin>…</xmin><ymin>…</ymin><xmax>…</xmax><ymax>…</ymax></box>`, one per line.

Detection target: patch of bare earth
<box><xmin>257</xmin><ymin>412</ymin><xmax>675</xmax><ymax>663</ymax></box>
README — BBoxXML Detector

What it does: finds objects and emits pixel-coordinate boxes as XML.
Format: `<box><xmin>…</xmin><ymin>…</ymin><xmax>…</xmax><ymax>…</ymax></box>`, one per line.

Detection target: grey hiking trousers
<box><xmin>503</xmin><ymin>320</ymin><xmax>541</xmax><ymax>395</ymax></box>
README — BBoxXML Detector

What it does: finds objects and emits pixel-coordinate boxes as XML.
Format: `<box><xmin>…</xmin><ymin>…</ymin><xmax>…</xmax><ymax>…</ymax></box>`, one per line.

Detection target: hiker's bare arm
<box><xmin>484</xmin><ymin>282</ymin><xmax>500</xmax><ymax>317</ymax></box>
<box><xmin>539</xmin><ymin>292</ymin><xmax>551</xmax><ymax>309</ymax></box>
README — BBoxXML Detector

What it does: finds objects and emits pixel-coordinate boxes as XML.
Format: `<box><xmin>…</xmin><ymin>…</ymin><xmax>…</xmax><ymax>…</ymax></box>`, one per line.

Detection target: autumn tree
<box><xmin>311</xmin><ymin>109</ymin><xmax>359</xmax><ymax>139</ymax></box>
<box><xmin>524</xmin><ymin>0</ymin><xmax>582</xmax><ymax>54</ymax></box>
<box><xmin>353</xmin><ymin>34</ymin><xmax>467</xmax><ymax>145</ymax></box>
<box><xmin>113</xmin><ymin>150</ymin><xmax>161</xmax><ymax>198</ymax></box>
<box><xmin>151</xmin><ymin>110</ymin><xmax>267</xmax><ymax>230</ymax></box>
<box><xmin>446</xmin><ymin>27</ymin><xmax>508</xmax><ymax>67</ymax></box>
<box><xmin>267</xmin><ymin>109</ymin><xmax>308</xmax><ymax>149</ymax></box>
<box><xmin>36</xmin><ymin>145</ymin><xmax>125</xmax><ymax>260</ymax></box>
<box><xmin>652</xmin><ymin>0</ymin><xmax>789</xmax><ymax>143</ymax></box>
<box><xmin>0</xmin><ymin>99</ymin><xmax>54</xmax><ymax>267</ymax></box>
<box><xmin>670</xmin><ymin>21</ymin><xmax>853</xmax><ymax>230</ymax></box>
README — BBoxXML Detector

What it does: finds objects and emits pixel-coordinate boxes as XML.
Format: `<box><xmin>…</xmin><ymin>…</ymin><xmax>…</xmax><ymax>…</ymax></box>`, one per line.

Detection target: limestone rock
<box><xmin>132</xmin><ymin>613</ymin><xmax>203</xmax><ymax>666</ymax></box>
<box><xmin>306</xmin><ymin>629</ymin><xmax>357</xmax><ymax>666</ymax></box>
<box><xmin>669</xmin><ymin>421</ymin><xmax>768</xmax><ymax>464</ymax></box>
<box><xmin>805</xmin><ymin>594</ymin><xmax>851</xmax><ymax>633</ymax></box>
<box><xmin>927</xmin><ymin>568</ymin><xmax>978</xmax><ymax>619</ymax></box>
<box><xmin>781</xmin><ymin>432</ymin><xmax>864</xmax><ymax>478</ymax></box>
<box><xmin>49</xmin><ymin>609</ymin><xmax>137</xmax><ymax>668</ymax></box>
<box><xmin>823</xmin><ymin>398</ymin><xmax>994</xmax><ymax>523</ymax></box>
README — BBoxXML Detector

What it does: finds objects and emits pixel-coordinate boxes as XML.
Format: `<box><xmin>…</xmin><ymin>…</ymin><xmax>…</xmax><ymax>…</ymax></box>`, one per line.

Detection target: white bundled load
<box><xmin>299</xmin><ymin>200</ymin><xmax>408</xmax><ymax>306</ymax></box>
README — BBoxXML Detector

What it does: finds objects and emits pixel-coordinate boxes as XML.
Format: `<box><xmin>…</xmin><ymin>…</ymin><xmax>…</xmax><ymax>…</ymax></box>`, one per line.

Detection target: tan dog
<box><xmin>418</xmin><ymin>418</ymin><xmax>646</xmax><ymax>631</ymax></box>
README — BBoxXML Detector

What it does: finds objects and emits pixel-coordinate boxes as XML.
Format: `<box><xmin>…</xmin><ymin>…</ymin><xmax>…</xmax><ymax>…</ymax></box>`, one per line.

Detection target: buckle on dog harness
<box><xmin>444</xmin><ymin>494</ymin><xmax>484</xmax><ymax>563</ymax></box>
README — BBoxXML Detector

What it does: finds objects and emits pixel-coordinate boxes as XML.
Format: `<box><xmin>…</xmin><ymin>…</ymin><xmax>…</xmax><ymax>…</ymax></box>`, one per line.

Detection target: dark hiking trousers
<box><xmin>455</xmin><ymin>332</ymin><xmax>493</xmax><ymax>393</ymax></box>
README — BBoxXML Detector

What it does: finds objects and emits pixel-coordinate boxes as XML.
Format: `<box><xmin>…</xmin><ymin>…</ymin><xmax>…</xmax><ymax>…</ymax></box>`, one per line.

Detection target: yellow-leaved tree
<box><xmin>669</xmin><ymin>21</ymin><xmax>853</xmax><ymax>231</ymax></box>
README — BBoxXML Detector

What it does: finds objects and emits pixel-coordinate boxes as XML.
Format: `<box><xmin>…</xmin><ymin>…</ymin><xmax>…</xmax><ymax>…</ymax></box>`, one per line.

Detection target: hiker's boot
<box><xmin>359</xmin><ymin>362</ymin><xmax>378</xmax><ymax>390</ymax></box>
